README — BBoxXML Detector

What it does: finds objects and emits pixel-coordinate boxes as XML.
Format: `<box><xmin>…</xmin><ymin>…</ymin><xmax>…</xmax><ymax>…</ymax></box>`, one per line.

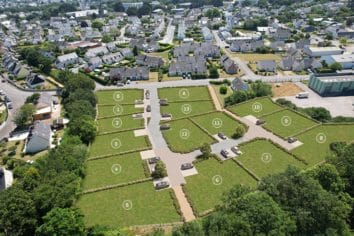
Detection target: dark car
<box><xmin>161</xmin><ymin>113</ymin><xmax>172</xmax><ymax>118</ymax></box>
<box><xmin>181</xmin><ymin>163</ymin><xmax>194</xmax><ymax>170</ymax></box>
<box><xmin>288</xmin><ymin>137</ymin><xmax>298</xmax><ymax>143</ymax></box>
<box><xmin>160</xmin><ymin>124</ymin><xmax>170</xmax><ymax>130</ymax></box>
<box><xmin>155</xmin><ymin>181</ymin><xmax>170</xmax><ymax>190</ymax></box>
<box><xmin>148</xmin><ymin>157</ymin><xmax>161</xmax><ymax>164</ymax></box>
<box><xmin>218</xmin><ymin>132</ymin><xmax>227</xmax><ymax>140</ymax></box>
<box><xmin>220</xmin><ymin>149</ymin><xmax>230</xmax><ymax>158</ymax></box>
<box><xmin>146</xmin><ymin>105</ymin><xmax>151</xmax><ymax>112</ymax></box>
<box><xmin>256</xmin><ymin>119</ymin><xmax>266</xmax><ymax>125</ymax></box>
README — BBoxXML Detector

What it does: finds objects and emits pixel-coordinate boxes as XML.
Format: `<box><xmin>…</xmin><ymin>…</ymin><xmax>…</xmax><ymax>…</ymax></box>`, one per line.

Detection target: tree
<box><xmin>251</xmin><ymin>80</ymin><xmax>272</xmax><ymax>97</ymax></box>
<box><xmin>0</xmin><ymin>186</ymin><xmax>38</xmax><ymax>235</ymax></box>
<box><xmin>91</xmin><ymin>20</ymin><xmax>104</xmax><ymax>31</ymax></box>
<box><xmin>307</xmin><ymin>164</ymin><xmax>345</xmax><ymax>193</ymax></box>
<box><xmin>172</xmin><ymin>221</ymin><xmax>204</xmax><ymax>236</ymax></box>
<box><xmin>200</xmin><ymin>143</ymin><xmax>212</xmax><ymax>159</ymax></box>
<box><xmin>152</xmin><ymin>160</ymin><xmax>167</xmax><ymax>179</ymax></box>
<box><xmin>330</xmin><ymin>62</ymin><xmax>343</xmax><ymax>71</ymax></box>
<box><xmin>13</xmin><ymin>103</ymin><xmax>35</xmax><ymax>128</ymax></box>
<box><xmin>232</xmin><ymin>125</ymin><xmax>246</xmax><ymax>139</ymax></box>
<box><xmin>340</xmin><ymin>37</ymin><xmax>348</xmax><ymax>46</ymax></box>
<box><xmin>25</xmin><ymin>93</ymin><xmax>40</xmax><ymax>104</ymax></box>
<box><xmin>65</xmin><ymin>88</ymin><xmax>97</xmax><ymax>107</ymax></box>
<box><xmin>65</xmin><ymin>100</ymin><xmax>96</xmax><ymax>120</ymax></box>
<box><xmin>205</xmin><ymin>8</ymin><xmax>220</xmax><ymax>19</ymax></box>
<box><xmin>209</xmin><ymin>66</ymin><xmax>219</xmax><ymax>78</ymax></box>
<box><xmin>133</xmin><ymin>45</ymin><xmax>139</xmax><ymax>56</ymax></box>
<box><xmin>68</xmin><ymin>115</ymin><xmax>97</xmax><ymax>144</ymax></box>
<box><xmin>126</xmin><ymin>7</ymin><xmax>138</xmax><ymax>16</ymax></box>
<box><xmin>219</xmin><ymin>86</ymin><xmax>227</xmax><ymax>95</ymax></box>
<box><xmin>259</xmin><ymin>167</ymin><xmax>351</xmax><ymax>235</ymax></box>
<box><xmin>137</xmin><ymin>3</ymin><xmax>152</xmax><ymax>17</ymax></box>
<box><xmin>36</xmin><ymin>208</ymin><xmax>85</xmax><ymax>236</ymax></box>
<box><xmin>101</xmin><ymin>34</ymin><xmax>113</xmax><ymax>43</ymax></box>
<box><xmin>113</xmin><ymin>2</ymin><xmax>125</xmax><ymax>12</ymax></box>
<box><xmin>211</xmin><ymin>0</ymin><xmax>223</xmax><ymax>7</ymax></box>
<box><xmin>302</xmin><ymin>107</ymin><xmax>331</xmax><ymax>122</ymax></box>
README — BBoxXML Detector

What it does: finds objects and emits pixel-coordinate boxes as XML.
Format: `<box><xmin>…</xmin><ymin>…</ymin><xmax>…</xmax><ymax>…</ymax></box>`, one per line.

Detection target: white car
<box><xmin>231</xmin><ymin>146</ymin><xmax>242</xmax><ymax>155</ymax></box>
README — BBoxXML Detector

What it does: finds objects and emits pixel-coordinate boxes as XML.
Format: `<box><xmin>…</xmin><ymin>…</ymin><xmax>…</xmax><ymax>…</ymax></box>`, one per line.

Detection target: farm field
<box><xmin>162</xmin><ymin>118</ymin><xmax>215</xmax><ymax>153</ymax></box>
<box><xmin>293</xmin><ymin>124</ymin><xmax>354</xmax><ymax>166</ymax></box>
<box><xmin>237</xmin><ymin>139</ymin><xmax>305</xmax><ymax>178</ymax></box>
<box><xmin>262</xmin><ymin>109</ymin><xmax>318</xmax><ymax>138</ymax></box>
<box><xmin>76</xmin><ymin>181</ymin><xmax>181</xmax><ymax>227</ymax></box>
<box><xmin>97</xmin><ymin>115</ymin><xmax>144</xmax><ymax>133</ymax></box>
<box><xmin>228</xmin><ymin>97</ymin><xmax>284</xmax><ymax>118</ymax></box>
<box><xmin>160</xmin><ymin>101</ymin><xmax>215</xmax><ymax>120</ymax></box>
<box><xmin>97</xmin><ymin>105</ymin><xmax>143</xmax><ymax>118</ymax></box>
<box><xmin>96</xmin><ymin>89</ymin><xmax>144</xmax><ymax>105</ymax></box>
<box><xmin>191</xmin><ymin>112</ymin><xmax>244</xmax><ymax>138</ymax></box>
<box><xmin>82</xmin><ymin>152</ymin><xmax>147</xmax><ymax>190</ymax></box>
<box><xmin>89</xmin><ymin>131</ymin><xmax>151</xmax><ymax>158</ymax></box>
<box><xmin>184</xmin><ymin>158</ymin><xmax>257</xmax><ymax>215</ymax></box>
<box><xmin>158</xmin><ymin>86</ymin><xmax>211</xmax><ymax>102</ymax></box>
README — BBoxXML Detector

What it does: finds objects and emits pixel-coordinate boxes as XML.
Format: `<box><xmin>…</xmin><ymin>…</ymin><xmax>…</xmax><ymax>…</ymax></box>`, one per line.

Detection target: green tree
<box><xmin>152</xmin><ymin>160</ymin><xmax>167</xmax><ymax>179</ymax></box>
<box><xmin>133</xmin><ymin>45</ymin><xmax>139</xmax><ymax>56</ymax></box>
<box><xmin>36</xmin><ymin>208</ymin><xmax>85</xmax><ymax>236</ymax></box>
<box><xmin>68</xmin><ymin>115</ymin><xmax>97</xmax><ymax>144</ymax></box>
<box><xmin>259</xmin><ymin>167</ymin><xmax>351</xmax><ymax>235</ymax></box>
<box><xmin>113</xmin><ymin>1</ymin><xmax>125</xmax><ymax>12</ymax></box>
<box><xmin>13</xmin><ymin>103</ymin><xmax>35</xmax><ymax>128</ymax></box>
<box><xmin>101</xmin><ymin>34</ymin><xmax>113</xmax><ymax>43</ymax></box>
<box><xmin>307</xmin><ymin>164</ymin><xmax>345</xmax><ymax>193</ymax></box>
<box><xmin>330</xmin><ymin>62</ymin><xmax>343</xmax><ymax>71</ymax></box>
<box><xmin>25</xmin><ymin>93</ymin><xmax>41</xmax><ymax>104</ymax></box>
<box><xmin>302</xmin><ymin>107</ymin><xmax>331</xmax><ymax>122</ymax></box>
<box><xmin>65</xmin><ymin>88</ymin><xmax>97</xmax><ymax>107</ymax></box>
<box><xmin>340</xmin><ymin>37</ymin><xmax>348</xmax><ymax>46</ymax></box>
<box><xmin>126</xmin><ymin>7</ymin><xmax>138</xmax><ymax>16</ymax></box>
<box><xmin>172</xmin><ymin>221</ymin><xmax>204</xmax><ymax>236</ymax></box>
<box><xmin>209</xmin><ymin>66</ymin><xmax>219</xmax><ymax>78</ymax></box>
<box><xmin>251</xmin><ymin>80</ymin><xmax>272</xmax><ymax>97</ymax></box>
<box><xmin>137</xmin><ymin>3</ymin><xmax>152</xmax><ymax>17</ymax></box>
<box><xmin>200</xmin><ymin>143</ymin><xmax>211</xmax><ymax>159</ymax></box>
<box><xmin>0</xmin><ymin>186</ymin><xmax>38</xmax><ymax>235</ymax></box>
<box><xmin>232</xmin><ymin>125</ymin><xmax>246</xmax><ymax>139</ymax></box>
<box><xmin>65</xmin><ymin>100</ymin><xmax>96</xmax><ymax>120</ymax></box>
<box><xmin>219</xmin><ymin>86</ymin><xmax>227</xmax><ymax>95</ymax></box>
<box><xmin>92</xmin><ymin>20</ymin><xmax>104</xmax><ymax>31</ymax></box>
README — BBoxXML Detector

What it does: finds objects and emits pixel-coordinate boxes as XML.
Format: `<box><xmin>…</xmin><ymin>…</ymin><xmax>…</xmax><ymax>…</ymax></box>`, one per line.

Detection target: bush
<box><xmin>152</xmin><ymin>161</ymin><xmax>167</xmax><ymax>179</ymax></box>
<box><xmin>219</xmin><ymin>86</ymin><xmax>227</xmax><ymax>95</ymax></box>
<box><xmin>232</xmin><ymin>126</ymin><xmax>246</xmax><ymax>139</ymax></box>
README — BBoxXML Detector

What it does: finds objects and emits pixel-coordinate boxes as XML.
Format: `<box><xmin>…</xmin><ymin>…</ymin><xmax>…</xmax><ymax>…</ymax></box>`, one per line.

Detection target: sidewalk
<box><xmin>173</xmin><ymin>186</ymin><xmax>196</xmax><ymax>222</ymax></box>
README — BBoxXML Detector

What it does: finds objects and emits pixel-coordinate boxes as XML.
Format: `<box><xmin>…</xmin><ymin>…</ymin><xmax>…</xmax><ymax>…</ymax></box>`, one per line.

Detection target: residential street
<box><xmin>159</xmin><ymin>18</ymin><xmax>175</xmax><ymax>45</ymax></box>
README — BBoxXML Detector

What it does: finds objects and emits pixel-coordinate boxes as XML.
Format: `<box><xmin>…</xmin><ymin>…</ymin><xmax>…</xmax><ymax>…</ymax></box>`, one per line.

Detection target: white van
<box><xmin>296</xmin><ymin>92</ymin><xmax>309</xmax><ymax>99</ymax></box>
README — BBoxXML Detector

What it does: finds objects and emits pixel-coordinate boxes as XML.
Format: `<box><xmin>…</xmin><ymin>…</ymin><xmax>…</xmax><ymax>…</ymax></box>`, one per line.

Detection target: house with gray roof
<box><xmin>230</xmin><ymin>38</ymin><xmax>263</xmax><ymax>52</ymax></box>
<box><xmin>55</xmin><ymin>52</ymin><xmax>79</xmax><ymax>69</ymax></box>
<box><xmin>109</xmin><ymin>67</ymin><xmax>149</xmax><ymax>82</ymax></box>
<box><xmin>102</xmin><ymin>52</ymin><xmax>124</xmax><ymax>65</ymax></box>
<box><xmin>25</xmin><ymin>121</ymin><xmax>51</xmax><ymax>154</ymax></box>
<box><xmin>220</xmin><ymin>55</ymin><xmax>239</xmax><ymax>74</ymax></box>
<box><xmin>26</xmin><ymin>73</ymin><xmax>45</xmax><ymax>88</ymax></box>
<box><xmin>257</xmin><ymin>60</ymin><xmax>277</xmax><ymax>72</ymax></box>
<box><xmin>136</xmin><ymin>55</ymin><xmax>164</xmax><ymax>68</ymax></box>
<box><xmin>231</xmin><ymin>78</ymin><xmax>249</xmax><ymax>91</ymax></box>
<box><xmin>85</xmin><ymin>46</ymin><xmax>109</xmax><ymax>59</ymax></box>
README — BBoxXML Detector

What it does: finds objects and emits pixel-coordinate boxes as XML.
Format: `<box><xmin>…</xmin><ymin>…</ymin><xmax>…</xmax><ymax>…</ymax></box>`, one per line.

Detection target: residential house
<box><xmin>169</xmin><ymin>56</ymin><xmax>207</xmax><ymax>76</ymax></box>
<box><xmin>33</xmin><ymin>93</ymin><xmax>52</xmax><ymax>120</ymax></box>
<box><xmin>119</xmin><ymin>48</ymin><xmax>134</xmax><ymax>58</ymax></box>
<box><xmin>220</xmin><ymin>55</ymin><xmax>239</xmax><ymax>74</ymax></box>
<box><xmin>257</xmin><ymin>60</ymin><xmax>277</xmax><ymax>72</ymax></box>
<box><xmin>87</xmin><ymin>57</ymin><xmax>102</xmax><ymax>70</ymax></box>
<box><xmin>202</xmin><ymin>26</ymin><xmax>213</xmax><ymax>41</ymax></box>
<box><xmin>272</xmin><ymin>26</ymin><xmax>292</xmax><ymax>41</ymax></box>
<box><xmin>55</xmin><ymin>52</ymin><xmax>79</xmax><ymax>69</ymax></box>
<box><xmin>231</xmin><ymin>78</ymin><xmax>249</xmax><ymax>91</ymax></box>
<box><xmin>230</xmin><ymin>37</ymin><xmax>263</xmax><ymax>52</ymax></box>
<box><xmin>110</xmin><ymin>67</ymin><xmax>149</xmax><ymax>81</ymax></box>
<box><xmin>25</xmin><ymin>121</ymin><xmax>51</xmax><ymax>154</ymax></box>
<box><xmin>85</xmin><ymin>46</ymin><xmax>109</xmax><ymax>59</ymax></box>
<box><xmin>136</xmin><ymin>55</ymin><xmax>164</xmax><ymax>68</ymax></box>
<box><xmin>26</xmin><ymin>73</ymin><xmax>45</xmax><ymax>88</ymax></box>
<box><xmin>102</xmin><ymin>52</ymin><xmax>124</xmax><ymax>65</ymax></box>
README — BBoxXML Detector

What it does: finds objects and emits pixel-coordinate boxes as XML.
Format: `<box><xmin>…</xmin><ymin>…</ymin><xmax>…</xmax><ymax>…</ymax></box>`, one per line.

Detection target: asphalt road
<box><xmin>159</xmin><ymin>18</ymin><xmax>175</xmax><ymax>45</ymax></box>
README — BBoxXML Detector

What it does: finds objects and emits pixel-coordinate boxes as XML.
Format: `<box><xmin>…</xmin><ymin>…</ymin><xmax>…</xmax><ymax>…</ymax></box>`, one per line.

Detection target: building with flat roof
<box><xmin>322</xmin><ymin>54</ymin><xmax>354</xmax><ymax>70</ymax></box>
<box><xmin>309</xmin><ymin>73</ymin><xmax>354</xmax><ymax>96</ymax></box>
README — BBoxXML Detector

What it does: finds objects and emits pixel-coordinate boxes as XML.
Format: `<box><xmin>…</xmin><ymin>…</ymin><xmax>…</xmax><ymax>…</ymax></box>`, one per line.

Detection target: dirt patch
<box><xmin>272</xmin><ymin>82</ymin><xmax>303</xmax><ymax>97</ymax></box>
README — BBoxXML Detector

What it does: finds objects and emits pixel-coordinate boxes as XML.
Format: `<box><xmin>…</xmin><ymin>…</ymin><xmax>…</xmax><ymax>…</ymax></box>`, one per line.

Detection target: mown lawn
<box><xmin>76</xmin><ymin>181</ymin><xmax>181</xmax><ymax>227</ymax></box>
<box><xmin>162</xmin><ymin>118</ymin><xmax>215</xmax><ymax>153</ymax></box>
<box><xmin>262</xmin><ymin>109</ymin><xmax>318</xmax><ymax>138</ymax></box>
<box><xmin>184</xmin><ymin>158</ymin><xmax>257</xmax><ymax>214</ymax></box>
<box><xmin>97</xmin><ymin>105</ymin><xmax>143</xmax><ymax>118</ymax></box>
<box><xmin>158</xmin><ymin>86</ymin><xmax>211</xmax><ymax>102</ymax></box>
<box><xmin>293</xmin><ymin>124</ymin><xmax>354</xmax><ymax>166</ymax></box>
<box><xmin>160</xmin><ymin>101</ymin><xmax>215</xmax><ymax>120</ymax></box>
<box><xmin>191</xmin><ymin>112</ymin><xmax>244</xmax><ymax>138</ymax></box>
<box><xmin>237</xmin><ymin>139</ymin><xmax>305</xmax><ymax>178</ymax></box>
<box><xmin>89</xmin><ymin>131</ymin><xmax>151</xmax><ymax>157</ymax></box>
<box><xmin>82</xmin><ymin>152</ymin><xmax>146</xmax><ymax>190</ymax></box>
<box><xmin>228</xmin><ymin>97</ymin><xmax>284</xmax><ymax>118</ymax></box>
<box><xmin>97</xmin><ymin>115</ymin><xmax>144</xmax><ymax>133</ymax></box>
<box><xmin>96</xmin><ymin>89</ymin><xmax>144</xmax><ymax>105</ymax></box>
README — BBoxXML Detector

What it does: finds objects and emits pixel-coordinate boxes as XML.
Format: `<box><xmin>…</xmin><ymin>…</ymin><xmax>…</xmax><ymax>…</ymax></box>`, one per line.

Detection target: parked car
<box><xmin>0</xmin><ymin>90</ymin><xmax>4</xmax><ymax>95</ymax></box>
<box><xmin>155</xmin><ymin>181</ymin><xmax>170</xmax><ymax>190</ymax></box>
<box><xmin>146</xmin><ymin>105</ymin><xmax>151</xmax><ymax>112</ymax></box>
<box><xmin>231</xmin><ymin>146</ymin><xmax>242</xmax><ymax>155</ymax></box>
<box><xmin>220</xmin><ymin>149</ymin><xmax>231</xmax><ymax>158</ymax></box>
<box><xmin>288</xmin><ymin>137</ymin><xmax>298</xmax><ymax>143</ymax></box>
<box><xmin>181</xmin><ymin>163</ymin><xmax>194</xmax><ymax>170</ymax></box>
<box><xmin>145</xmin><ymin>90</ymin><xmax>150</xmax><ymax>99</ymax></box>
<box><xmin>7</xmin><ymin>102</ymin><xmax>13</xmax><ymax>109</ymax></box>
<box><xmin>218</xmin><ymin>132</ymin><xmax>227</xmax><ymax>140</ymax></box>
<box><xmin>160</xmin><ymin>124</ymin><xmax>170</xmax><ymax>130</ymax></box>
<box><xmin>296</xmin><ymin>92</ymin><xmax>309</xmax><ymax>99</ymax></box>
<box><xmin>256</xmin><ymin>119</ymin><xmax>266</xmax><ymax>125</ymax></box>
<box><xmin>161</xmin><ymin>113</ymin><xmax>172</xmax><ymax>118</ymax></box>
<box><xmin>148</xmin><ymin>157</ymin><xmax>161</xmax><ymax>164</ymax></box>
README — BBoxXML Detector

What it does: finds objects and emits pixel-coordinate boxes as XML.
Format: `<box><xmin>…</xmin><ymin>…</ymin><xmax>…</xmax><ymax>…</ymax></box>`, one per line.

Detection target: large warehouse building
<box><xmin>309</xmin><ymin>73</ymin><xmax>354</xmax><ymax>96</ymax></box>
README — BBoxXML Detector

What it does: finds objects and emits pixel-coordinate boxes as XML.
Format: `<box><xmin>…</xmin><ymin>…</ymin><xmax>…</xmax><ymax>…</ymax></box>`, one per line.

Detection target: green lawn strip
<box><xmin>184</xmin><ymin>158</ymin><xmax>257</xmax><ymax>215</ymax></box>
<box><xmin>293</xmin><ymin>124</ymin><xmax>354</xmax><ymax>166</ymax></box>
<box><xmin>162</xmin><ymin>118</ymin><xmax>216</xmax><ymax>153</ymax></box>
<box><xmin>76</xmin><ymin>181</ymin><xmax>181</xmax><ymax>227</ymax></box>
<box><xmin>82</xmin><ymin>152</ymin><xmax>147</xmax><ymax>190</ymax></box>
<box><xmin>97</xmin><ymin>115</ymin><xmax>144</xmax><ymax>133</ymax></box>
<box><xmin>237</xmin><ymin>139</ymin><xmax>306</xmax><ymax>178</ymax></box>
<box><xmin>97</xmin><ymin>105</ymin><xmax>143</xmax><ymax>119</ymax></box>
<box><xmin>96</xmin><ymin>89</ymin><xmax>144</xmax><ymax>105</ymax></box>
<box><xmin>262</xmin><ymin>109</ymin><xmax>318</xmax><ymax>139</ymax></box>
<box><xmin>191</xmin><ymin>111</ymin><xmax>244</xmax><ymax>138</ymax></box>
<box><xmin>89</xmin><ymin>131</ymin><xmax>151</xmax><ymax>158</ymax></box>
<box><xmin>158</xmin><ymin>86</ymin><xmax>212</xmax><ymax>102</ymax></box>
<box><xmin>160</xmin><ymin>100</ymin><xmax>216</xmax><ymax>120</ymax></box>
<box><xmin>227</xmin><ymin>97</ymin><xmax>284</xmax><ymax>118</ymax></box>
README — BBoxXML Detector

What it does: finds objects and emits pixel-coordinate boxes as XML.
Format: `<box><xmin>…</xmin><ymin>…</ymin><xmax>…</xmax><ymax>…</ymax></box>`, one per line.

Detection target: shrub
<box><xmin>219</xmin><ymin>86</ymin><xmax>228</xmax><ymax>95</ymax></box>
<box><xmin>232</xmin><ymin>125</ymin><xmax>246</xmax><ymax>139</ymax></box>
<box><xmin>152</xmin><ymin>161</ymin><xmax>167</xmax><ymax>179</ymax></box>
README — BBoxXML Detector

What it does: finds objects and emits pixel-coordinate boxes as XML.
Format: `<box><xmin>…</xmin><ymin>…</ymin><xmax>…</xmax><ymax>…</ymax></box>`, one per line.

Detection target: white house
<box><xmin>25</xmin><ymin>121</ymin><xmax>51</xmax><ymax>154</ymax></box>
<box><xmin>55</xmin><ymin>52</ymin><xmax>79</xmax><ymax>69</ymax></box>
